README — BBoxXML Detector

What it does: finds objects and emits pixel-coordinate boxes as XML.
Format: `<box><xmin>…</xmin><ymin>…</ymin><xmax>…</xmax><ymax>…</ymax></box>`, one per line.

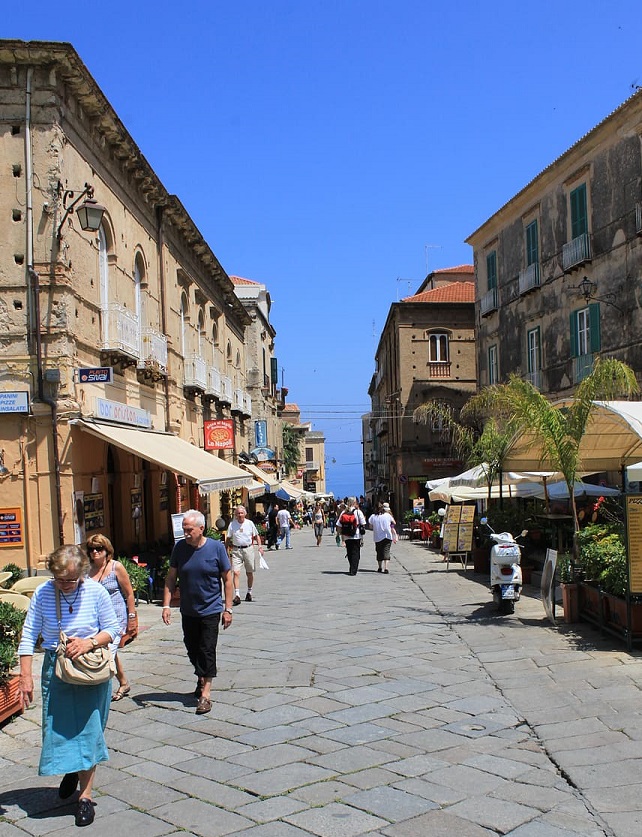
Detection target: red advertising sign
<box><xmin>204</xmin><ymin>419</ymin><xmax>235</xmax><ymax>451</ymax></box>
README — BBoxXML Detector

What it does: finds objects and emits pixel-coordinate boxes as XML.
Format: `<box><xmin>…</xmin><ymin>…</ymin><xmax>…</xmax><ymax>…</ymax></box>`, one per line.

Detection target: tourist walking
<box><xmin>276</xmin><ymin>505</ymin><xmax>294</xmax><ymax>549</ymax></box>
<box><xmin>226</xmin><ymin>504</ymin><xmax>264</xmax><ymax>603</ymax></box>
<box><xmin>18</xmin><ymin>544</ymin><xmax>121</xmax><ymax>827</ymax></box>
<box><xmin>86</xmin><ymin>534</ymin><xmax>137</xmax><ymax>701</ymax></box>
<box><xmin>338</xmin><ymin>497</ymin><xmax>367</xmax><ymax>575</ymax></box>
<box><xmin>162</xmin><ymin>509</ymin><xmax>233</xmax><ymax>715</ymax></box>
<box><xmin>313</xmin><ymin>502</ymin><xmax>326</xmax><ymax>546</ymax></box>
<box><xmin>369</xmin><ymin>502</ymin><xmax>397</xmax><ymax>574</ymax></box>
<box><xmin>266</xmin><ymin>503</ymin><xmax>280</xmax><ymax>550</ymax></box>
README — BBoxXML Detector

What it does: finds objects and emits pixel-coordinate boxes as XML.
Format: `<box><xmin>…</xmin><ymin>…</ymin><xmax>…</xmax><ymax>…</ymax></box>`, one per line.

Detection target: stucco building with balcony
<box><xmin>367</xmin><ymin>267</ymin><xmax>477</xmax><ymax>519</ymax></box>
<box><xmin>467</xmin><ymin>90</ymin><xmax>642</xmax><ymax>395</ymax></box>
<box><xmin>0</xmin><ymin>40</ymin><xmax>262</xmax><ymax>569</ymax></box>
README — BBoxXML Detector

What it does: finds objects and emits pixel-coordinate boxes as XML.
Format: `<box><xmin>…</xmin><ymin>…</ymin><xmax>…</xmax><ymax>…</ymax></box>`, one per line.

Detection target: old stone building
<box><xmin>0</xmin><ymin>40</ymin><xmax>265</xmax><ymax>569</ymax></box>
<box><xmin>367</xmin><ymin>267</ymin><xmax>477</xmax><ymax>519</ymax></box>
<box><xmin>467</xmin><ymin>90</ymin><xmax>642</xmax><ymax>395</ymax></box>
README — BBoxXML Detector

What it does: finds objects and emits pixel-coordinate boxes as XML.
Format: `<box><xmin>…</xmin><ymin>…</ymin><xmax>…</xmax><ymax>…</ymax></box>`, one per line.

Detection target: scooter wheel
<box><xmin>499</xmin><ymin>600</ymin><xmax>515</xmax><ymax>615</ymax></box>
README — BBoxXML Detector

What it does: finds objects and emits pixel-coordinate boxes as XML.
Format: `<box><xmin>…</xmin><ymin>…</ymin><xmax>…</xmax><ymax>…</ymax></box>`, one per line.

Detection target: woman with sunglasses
<box><xmin>17</xmin><ymin>544</ymin><xmax>120</xmax><ymax>827</ymax></box>
<box><xmin>86</xmin><ymin>534</ymin><xmax>137</xmax><ymax>701</ymax></box>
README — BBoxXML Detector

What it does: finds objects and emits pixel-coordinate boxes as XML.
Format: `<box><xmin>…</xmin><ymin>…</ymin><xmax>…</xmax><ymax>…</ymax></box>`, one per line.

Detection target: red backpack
<box><xmin>339</xmin><ymin>511</ymin><xmax>356</xmax><ymax>537</ymax></box>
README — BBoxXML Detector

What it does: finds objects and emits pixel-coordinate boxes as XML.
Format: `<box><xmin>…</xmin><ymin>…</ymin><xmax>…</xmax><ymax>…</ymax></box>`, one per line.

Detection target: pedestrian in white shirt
<box><xmin>226</xmin><ymin>505</ymin><xmax>264</xmax><ymax>605</ymax></box>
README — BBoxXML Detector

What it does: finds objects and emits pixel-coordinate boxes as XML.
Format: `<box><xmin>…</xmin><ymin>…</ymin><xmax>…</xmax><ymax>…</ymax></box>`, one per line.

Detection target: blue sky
<box><xmin>5</xmin><ymin>1</ymin><xmax>642</xmax><ymax>497</ymax></box>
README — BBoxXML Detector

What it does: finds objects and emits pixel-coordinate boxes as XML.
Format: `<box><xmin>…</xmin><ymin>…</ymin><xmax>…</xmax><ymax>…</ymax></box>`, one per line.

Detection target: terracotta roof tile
<box><xmin>229</xmin><ymin>275</ymin><xmax>260</xmax><ymax>286</ymax></box>
<box><xmin>430</xmin><ymin>265</ymin><xmax>474</xmax><ymax>275</ymax></box>
<box><xmin>282</xmin><ymin>403</ymin><xmax>299</xmax><ymax>412</ymax></box>
<box><xmin>402</xmin><ymin>281</ymin><xmax>475</xmax><ymax>304</ymax></box>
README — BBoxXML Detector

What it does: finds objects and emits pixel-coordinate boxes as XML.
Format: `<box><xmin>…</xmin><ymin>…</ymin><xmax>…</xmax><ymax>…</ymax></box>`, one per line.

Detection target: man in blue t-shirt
<box><xmin>162</xmin><ymin>509</ymin><xmax>233</xmax><ymax>715</ymax></box>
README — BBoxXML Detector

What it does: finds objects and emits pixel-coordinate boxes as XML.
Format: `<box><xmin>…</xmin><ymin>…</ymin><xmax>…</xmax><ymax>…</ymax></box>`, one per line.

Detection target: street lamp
<box><xmin>56</xmin><ymin>182</ymin><xmax>105</xmax><ymax>240</ymax></box>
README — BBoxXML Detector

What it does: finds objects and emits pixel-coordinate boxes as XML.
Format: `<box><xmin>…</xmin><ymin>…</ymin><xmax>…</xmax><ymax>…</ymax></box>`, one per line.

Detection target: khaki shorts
<box><xmin>231</xmin><ymin>545</ymin><xmax>256</xmax><ymax>573</ymax></box>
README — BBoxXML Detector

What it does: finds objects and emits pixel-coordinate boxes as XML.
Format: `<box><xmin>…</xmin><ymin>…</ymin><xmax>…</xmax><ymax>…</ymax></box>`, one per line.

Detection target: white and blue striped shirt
<box><xmin>18</xmin><ymin>577</ymin><xmax>121</xmax><ymax>655</ymax></box>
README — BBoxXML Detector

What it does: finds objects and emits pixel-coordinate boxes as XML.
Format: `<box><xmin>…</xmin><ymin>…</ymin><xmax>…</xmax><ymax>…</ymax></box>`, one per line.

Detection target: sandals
<box><xmin>195</xmin><ymin>696</ymin><xmax>212</xmax><ymax>715</ymax></box>
<box><xmin>111</xmin><ymin>683</ymin><xmax>131</xmax><ymax>702</ymax></box>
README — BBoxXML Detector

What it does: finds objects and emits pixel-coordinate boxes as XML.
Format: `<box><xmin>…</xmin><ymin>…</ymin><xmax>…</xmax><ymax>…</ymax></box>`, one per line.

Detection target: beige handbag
<box><xmin>54</xmin><ymin>588</ymin><xmax>116</xmax><ymax>686</ymax></box>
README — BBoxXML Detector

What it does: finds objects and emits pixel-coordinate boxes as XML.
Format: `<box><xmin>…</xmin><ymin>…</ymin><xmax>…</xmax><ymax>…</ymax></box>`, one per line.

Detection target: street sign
<box><xmin>0</xmin><ymin>392</ymin><xmax>29</xmax><ymax>413</ymax></box>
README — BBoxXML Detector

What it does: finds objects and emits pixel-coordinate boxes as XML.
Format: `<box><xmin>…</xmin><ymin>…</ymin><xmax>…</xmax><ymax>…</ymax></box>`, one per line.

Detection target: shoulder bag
<box><xmin>55</xmin><ymin>587</ymin><xmax>116</xmax><ymax>685</ymax></box>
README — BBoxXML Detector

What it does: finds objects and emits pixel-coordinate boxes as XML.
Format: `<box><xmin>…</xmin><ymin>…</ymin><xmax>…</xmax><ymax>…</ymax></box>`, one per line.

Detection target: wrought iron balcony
<box><xmin>232</xmin><ymin>388</ymin><xmax>244</xmax><ymax>413</ymax></box>
<box><xmin>525</xmin><ymin>370</ymin><xmax>542</xmax><ymax>390</ymax></box>
<box><xmin>183</xmin><ymin>354</ymin><xmax>207</xmax><ymax>392</ymax></box>
<box><xmin>563</xmin><ymin>232</ymin><xmax>592</xmax><ymax>271</ymax></box>
<box><xmin>139</xmin><ymin>326</ymin><xmax>168</xmax><ymax>376</ymax></box>
<box><xmin>480</xmin><ymin>287</ymin><xmax>498</xmax><ymax>316</ymax></box>
<box><xmin>518</xmin><ymin>262</ymin><xmax>540</xmax><ymax>295</ymax></box>
<box><xmin>100</xmin><ymin>303</ymin><xmax>140</xmax><ymax>361</ymax></box>
<box><xmin>242</xmin><ymin>391</ymin><xmax>252</xmax><ymax>417</ymax></box>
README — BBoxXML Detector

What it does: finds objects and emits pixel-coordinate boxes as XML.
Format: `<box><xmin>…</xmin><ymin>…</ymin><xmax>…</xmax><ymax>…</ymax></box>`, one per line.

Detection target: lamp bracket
<box><xmin>56</xmin><ymin>182</ymin><xmax>94</xmax><ymax>240</ymax></box>
<box><xmin>572</xmin><ymin>276</ymin><xmax>623</xmax><ymax>313</ymax></box>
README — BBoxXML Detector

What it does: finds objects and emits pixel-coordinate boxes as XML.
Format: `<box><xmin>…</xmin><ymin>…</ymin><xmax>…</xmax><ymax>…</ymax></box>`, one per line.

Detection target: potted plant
<box><xmin>0</xmin><ymin>600</ymin><xmax>27</xmax><ymax>724</ymax></box>
<box><xmin>119</xmin><ymin>556</ymin><xmax>153</xmax><ymax>605</ymax></box>
<box><xmin>1</xmin><ymin>563</ymin><xmax>23</xmax><ymax>588</ymax></box>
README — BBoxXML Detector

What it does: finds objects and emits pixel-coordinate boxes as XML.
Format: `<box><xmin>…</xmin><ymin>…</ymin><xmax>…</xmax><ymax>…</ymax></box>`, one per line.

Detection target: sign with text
<box><xmin>0</xmin><ymin>508</ymin><xmax>23</xmax><ymax>547</ymax></box>
<box><xmin>255</xmin><ymin>420</ymin><xmax>268</xmax><ymax>448</ymax></box>
<box><xmin>626</xmin><ymin>495</ymin><xmax>642</xmax><ymax>594</ymax></box>
<box><xmin>78</xmin><ymin>367</ymin><xmax>113</xmax><ymax>384</ymax></box>
<box><xmin>94</xmin><ymin>397</ymin><xmax>152</xmax><ymax>428</ymax></box>
<box><xmin>442</xmin><ymin>504</ymin><xmax>474</xmax><ymax>554</ymax></box>
<box><xmin>0</xmin><ymin>391</ymin><xmax>29</xmax><ymax>414</ymax></box>
<box><xmin>204</xmin><ymin>419</ymin><xmax>235</xmax><ymax>450</ymax></box>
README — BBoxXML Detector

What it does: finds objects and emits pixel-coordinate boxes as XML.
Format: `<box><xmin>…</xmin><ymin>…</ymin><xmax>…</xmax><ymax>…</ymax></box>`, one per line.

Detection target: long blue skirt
<box><xmin>39</xmin><ymin>650</ymin><xmax>112</xmax><ymax>776</ymax></box>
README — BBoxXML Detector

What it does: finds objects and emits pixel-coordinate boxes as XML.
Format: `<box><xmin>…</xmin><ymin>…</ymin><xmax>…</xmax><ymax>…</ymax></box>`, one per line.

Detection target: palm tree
<box><xmin>473</xmin><ymin>358</ymin><xmax>639</xmax><ymax>557</ymax></box>
<box><xmin>413</xmin><ymin>401</ymin><xmax>518</xmax><ymax>501</ymax></box>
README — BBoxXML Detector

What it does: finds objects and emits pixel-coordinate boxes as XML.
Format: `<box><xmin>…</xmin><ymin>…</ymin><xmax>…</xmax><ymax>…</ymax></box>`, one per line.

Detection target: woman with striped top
<box><xmin>18</xmin><ymin>545</ymin><xmax>120</xmax><ymax>828</ymax></box>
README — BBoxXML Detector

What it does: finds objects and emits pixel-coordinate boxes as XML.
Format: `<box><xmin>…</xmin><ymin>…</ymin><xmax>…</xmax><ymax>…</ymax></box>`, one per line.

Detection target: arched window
<box><xmin>180</xmin><ymin>293</ymin><xmax>189</xmax><ymax>358</ymax></box>
<box><xmin>226</xmin><ymin>340</ymin><xmax>232</xmax><ymax>362</ymax></box>
<box><xmin>429</xmin><ymin>332</ymin><xmax>449</xmax><ymax>363</ymax></box>
<box><xmin>235</xmin><ymin>349</ymin><xmax>241</xmax><ymax>368</ymax></box>
<box><xmin>98</xmin><ymin>222</ymin><xmax>115</xmax><ymax>345</ymax></box>
<box><xmin>134</xmin><ymin>251</ymin><xmax>146</xmax><ymax>353</ymax></box>
<box><xmin>197</xmin><ymin>310</ymin><xmax>205</xmax><ymax>357</ymax></box>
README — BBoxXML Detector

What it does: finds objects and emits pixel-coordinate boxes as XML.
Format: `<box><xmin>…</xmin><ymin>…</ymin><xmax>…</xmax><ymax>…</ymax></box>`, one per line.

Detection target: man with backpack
<box><xmin>338</xmin><ymin>497</ymin><xmax>367</xmax><ymax>576</ymax></box>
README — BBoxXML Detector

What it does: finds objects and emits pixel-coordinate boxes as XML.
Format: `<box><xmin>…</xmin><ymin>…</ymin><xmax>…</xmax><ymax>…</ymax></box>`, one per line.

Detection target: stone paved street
<box><xmin>2</xmin><ymin>528</ymin><xmax>642</xmax><ymax>835</ymax></box>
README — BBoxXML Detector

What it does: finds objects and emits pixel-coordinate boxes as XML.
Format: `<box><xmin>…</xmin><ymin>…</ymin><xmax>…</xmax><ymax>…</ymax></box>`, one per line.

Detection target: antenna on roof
<box><xmin>424</xmin><ymin>244</ymin><xmax>441</xmax><ymax>276</ymax></box>
<box><xmin>396</xmin><ymin>278</ymin><xmax>413</xmax><ymax>301</ymax></box>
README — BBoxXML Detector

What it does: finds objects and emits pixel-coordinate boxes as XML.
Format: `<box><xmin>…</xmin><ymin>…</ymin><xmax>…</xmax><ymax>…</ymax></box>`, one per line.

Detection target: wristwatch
<box><xmin>224</xmin><ymin>608</ymin><xmax>233</xmax><ymax>614</ymax></box>
<box><xmin>90</xmin><ymin>636</ymin><xmax>98</xmax><ymax>649</ymax></box>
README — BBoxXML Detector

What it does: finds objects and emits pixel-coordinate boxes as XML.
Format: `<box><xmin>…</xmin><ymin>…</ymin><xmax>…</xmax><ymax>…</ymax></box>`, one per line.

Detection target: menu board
<box><xmin>83</xmin><ymin>493</ymin><xmax>104</xmax><ymax>532</ymax></box>
<box><xmin>442</xmin><ymin>505</ymin><xmax>474</xmax><ymax>554</ymax></box>
<box><xmin>0</xmin><ymin>508</ymin><xmax>23</xmax><ymax>547</ymax></box>
<box><xmin>626</xmin><ymin>496</ymin><xmax>642</xmax><ymax>594</ymax></box>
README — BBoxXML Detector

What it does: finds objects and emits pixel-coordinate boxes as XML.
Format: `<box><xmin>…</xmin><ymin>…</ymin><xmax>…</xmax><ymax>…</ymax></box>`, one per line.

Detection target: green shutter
<box><xmin>486</xmin><ymin>251</ymin><xmax>497</xmax><ymax>290</ymax></box>
<box><xmin>270</xmin><ymin>357</ymin><xmax>278</xmax><ymax>385</ymax></box>
<box><xmin>526</xmin><ymin>221</ymin><xmax>538</xmax><ymax>266</ymax></box>
<box><xmin>589</xmin><ymin>303</ymin><xmax>601</xmax><ymax>353</ymax></box>
<box><xmin>569</xmin><ymin>311</ymin><xmax>578</xmax><ymax>358</ymax></box>
<box><xmin>570</xmin><ymin>184</ymin><xmax>587</xmax><ymax>239</ymax></box>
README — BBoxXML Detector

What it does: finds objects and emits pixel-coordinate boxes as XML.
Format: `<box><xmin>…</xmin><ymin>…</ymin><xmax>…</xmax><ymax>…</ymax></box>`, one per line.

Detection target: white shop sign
<box><xmin>0</xmin><ymin>391</ymin><xmax>29</xmax><ymax>413</ymax></box>
<box><xmin>94</xmin><ymin>397</ymin><xmax>152</xmax><ymax>428</ymax></box>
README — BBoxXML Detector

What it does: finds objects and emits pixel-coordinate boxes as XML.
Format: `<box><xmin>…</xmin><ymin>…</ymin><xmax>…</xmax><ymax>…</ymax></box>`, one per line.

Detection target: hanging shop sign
<box><xmin>78</xmin><ymin>367</ymin><xmax>113</xmax><ymax>384</ymax></box>
<box><xmin>204</xmin><ymin>419</ymin><xmax>235</xmax><ymax>450</ymax></box>
<box><xmin>251</xmin><ymin>446</ymin><xmax>276</xmax><ymax>461</ymax></box>
<box><xmin>255</xmin><ymin>420</ymin><xmax>268</xmax><ymax>448</ymax></box>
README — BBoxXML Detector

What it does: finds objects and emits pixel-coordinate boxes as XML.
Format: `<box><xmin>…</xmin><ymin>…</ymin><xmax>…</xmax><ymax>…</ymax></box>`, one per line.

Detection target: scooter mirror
<box><xmin>520</xmin><ymin>530</ymin><xmax>528</xmax><ymax>537</ymax></box>
<box><xmin>437</xmin><ymin>508</ymin><xmax>446</xmax><ymax>516</ymax></box>
<box><xmin>480</xmin><ymin>517</ymin><xmax>488</xmax><ymax>525</ymax></box>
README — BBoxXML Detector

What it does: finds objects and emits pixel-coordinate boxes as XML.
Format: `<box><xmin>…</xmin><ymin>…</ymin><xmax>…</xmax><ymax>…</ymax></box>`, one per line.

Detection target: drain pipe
<box><xmin>26</xmin><ymin>66</ymin><xmax>64</xmax><ymax>547</ymax></box>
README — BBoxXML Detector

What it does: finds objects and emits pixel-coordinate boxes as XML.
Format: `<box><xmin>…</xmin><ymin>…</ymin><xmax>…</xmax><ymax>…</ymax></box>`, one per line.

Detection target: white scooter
<box><xmin>480</xmin><ymin>518</ymin><xmax>527</xmax><ymax>614</ymax></box>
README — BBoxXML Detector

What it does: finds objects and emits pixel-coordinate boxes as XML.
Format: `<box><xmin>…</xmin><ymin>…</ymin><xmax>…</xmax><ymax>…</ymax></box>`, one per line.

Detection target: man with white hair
<box><xmin>226</xmin><ymin>505</ymin><xmax>264</xmax><ymax>605</ymax></box>
<box><xmin>162</xmin><ymin>509</ymin><xmax>233</xmax><ymax>715</ymax></box>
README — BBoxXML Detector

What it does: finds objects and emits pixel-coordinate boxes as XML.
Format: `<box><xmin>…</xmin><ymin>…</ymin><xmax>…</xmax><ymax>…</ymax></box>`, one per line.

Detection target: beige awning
<box><xmin>503</xmin><ymin>400</ymin><xmax>642</xmax><ymax>473</ymax></box>
<box><xmin>240</xmin><ymin>463</ymin><xmax>279</xmax><ymax>493</ymax></box>
<box><xmin>72</xmin><ymin>419</ymin><xmax>253</xmax><ymax>493</ymax></box>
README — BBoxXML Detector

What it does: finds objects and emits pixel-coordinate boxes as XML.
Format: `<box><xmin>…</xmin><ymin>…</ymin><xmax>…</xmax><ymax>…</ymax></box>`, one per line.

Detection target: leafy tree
<box><xmin>282</xmin><ymin>424</ymin><xmax>301</xmax><ymax>477</ymax></box>
<box><xmin>472</xmin><ymin>358</ymin><xmax>638</xmax><ymax>558</ymax></box>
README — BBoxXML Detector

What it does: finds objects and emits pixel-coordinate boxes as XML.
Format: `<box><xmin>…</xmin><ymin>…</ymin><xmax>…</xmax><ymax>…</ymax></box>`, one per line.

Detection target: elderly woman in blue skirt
<box><xmin>18</xmin><ymin>545</ymin><xmax>120</xmax><ymax>827</ymax></box>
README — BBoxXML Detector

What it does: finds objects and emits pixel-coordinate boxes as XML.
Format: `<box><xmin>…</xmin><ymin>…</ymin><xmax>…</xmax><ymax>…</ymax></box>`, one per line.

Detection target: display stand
<box><xmin>442</xmin><ymin>505</ymin><xmax>475</xmax><ymax>571</ymax></box>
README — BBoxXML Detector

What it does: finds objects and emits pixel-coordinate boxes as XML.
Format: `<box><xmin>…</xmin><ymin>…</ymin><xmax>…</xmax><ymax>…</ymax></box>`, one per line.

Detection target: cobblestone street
<box><xmin>2</xmin><ymin>529</ymin><xmax>642</xmax><ymax>836</ymax></box>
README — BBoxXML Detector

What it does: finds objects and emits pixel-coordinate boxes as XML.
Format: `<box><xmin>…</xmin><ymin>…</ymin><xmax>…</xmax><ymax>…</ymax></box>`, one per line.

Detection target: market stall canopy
<box><xmin>503</xmin><ymin>400</ymin><xmax>642</xmax><ymax>474</ymax></box>
<box><xmin>527</xmin><ymin>480</ymin><xmax>620</xmax><ymax>501</ymax></box>
<box><xmin>275</xmin><ymin>480</ymin><xmax>311</xmax><ymax>501</ymax></box>
<box><xmin>72</xmin><ymin>419</ymin><xmax>253</xmax><ymax>493</ymax></box>
<box><xmin>428</xmin><ymin>482</ymin><xmax>542</xmax><ymax>503</ymax></box>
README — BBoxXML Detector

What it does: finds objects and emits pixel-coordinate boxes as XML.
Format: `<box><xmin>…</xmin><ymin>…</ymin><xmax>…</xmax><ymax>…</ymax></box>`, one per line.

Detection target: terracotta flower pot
<box><xmin>561</xmin><ymin>582</ymin><xmax>579</xmax><ymax>623</ymax></box>
<box><xmin>0</xmin><ymin>674</ymin><xmax>24</xmax><ymax>725</ymax></box>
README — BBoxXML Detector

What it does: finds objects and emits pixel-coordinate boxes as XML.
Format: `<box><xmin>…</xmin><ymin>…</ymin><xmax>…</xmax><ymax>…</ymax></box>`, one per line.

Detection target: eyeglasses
<box><xmin>55</xmin><ymin>575</ymin><xmax>80</xmax><ymax>584</ymax></box>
